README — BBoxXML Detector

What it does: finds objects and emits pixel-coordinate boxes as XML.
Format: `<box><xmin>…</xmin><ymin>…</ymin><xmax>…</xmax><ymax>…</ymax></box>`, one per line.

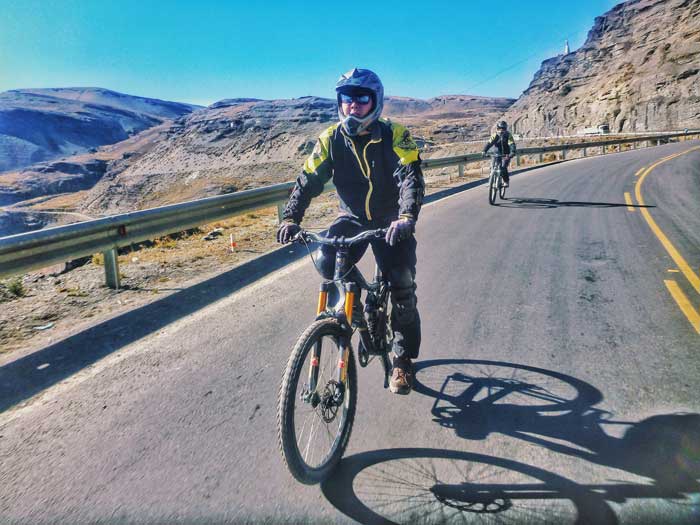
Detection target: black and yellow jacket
<box><xmin>283</xmin><ymin>119</ymin><xmax>425</xmax><ymax>224</ymax></box>
<box><xmin>483</xmin><ymin>131</ymin><xmax>517</xmax><ymax>156</ymax></box>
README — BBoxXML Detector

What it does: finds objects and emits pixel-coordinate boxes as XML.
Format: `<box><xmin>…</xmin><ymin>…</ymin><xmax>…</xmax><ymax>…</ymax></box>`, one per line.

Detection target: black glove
<box><xmin>385</xmin><ymin>218</ymin><xmax>415</xmax><ymax>247</ymax></box>
<box><xmin>277</xmin><ymin>221</ymin><xmax>301</xmax><ymax>244</ymax></box>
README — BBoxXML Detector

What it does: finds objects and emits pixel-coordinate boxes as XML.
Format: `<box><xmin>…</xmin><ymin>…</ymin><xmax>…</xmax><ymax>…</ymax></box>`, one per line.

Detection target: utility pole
<box><xmin>564</xmin><ymin>39</ymin><xmax>570</xmax><ymax>55</ymax></box>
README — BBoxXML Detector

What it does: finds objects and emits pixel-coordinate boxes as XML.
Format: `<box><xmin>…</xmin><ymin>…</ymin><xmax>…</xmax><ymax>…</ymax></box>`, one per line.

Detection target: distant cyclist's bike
<box><xmin>486</xmin><ymin>153</ymin><xmax>508</xmax><ymax>205</ymax></box>
<box><xmin>277</xmin><ymin>228</ymin><xmax>394</xmax><ymax>484</ymax></box>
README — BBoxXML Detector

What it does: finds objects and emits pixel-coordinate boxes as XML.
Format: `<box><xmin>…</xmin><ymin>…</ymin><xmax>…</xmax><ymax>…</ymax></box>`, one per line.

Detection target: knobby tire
<box><xmin>277</xmin><ymin>317</ymin><xmax>357</xmax><ymax>484</ymax></box>
<box><xmin>489</xmin><ymin>170</ymin><xmax>498</xmax><ymax>205</ymax></box>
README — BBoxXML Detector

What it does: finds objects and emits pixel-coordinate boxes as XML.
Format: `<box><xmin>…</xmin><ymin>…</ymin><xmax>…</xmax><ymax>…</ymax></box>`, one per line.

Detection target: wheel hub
<box><xmin>320</xmin><ymin>380</ymin><xmax>344</xmax><ymax>423</ymax></box>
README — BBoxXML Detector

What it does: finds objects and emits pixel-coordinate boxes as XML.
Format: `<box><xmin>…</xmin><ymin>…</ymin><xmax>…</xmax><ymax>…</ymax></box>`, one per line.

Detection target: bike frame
<box><xmin>487</xmin><ymin>153</ymin><xmax>505</xmax><ymax>204</ymax></box>
<box><xmin>490</xmin><ymin>154</ymin><xmax>504</xmax><ymax>182</ymax></box>
<box><xmin>301</xmin><ymin>229</ymin><xmax>393</xmax><ymax>393</ymax></box>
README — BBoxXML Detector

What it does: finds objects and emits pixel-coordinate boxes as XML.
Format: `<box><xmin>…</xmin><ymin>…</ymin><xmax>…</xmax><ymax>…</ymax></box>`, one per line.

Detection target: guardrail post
<box><xmin>277</xmin><ymin>202</ymin><xmax>285</xmax><ymax>223</ymax></box>
<box><xmin>103</xmin><ymin>248</ymin><xmax>120</xmax><ymax>289</ymax></box>
<box><xmin>583</xmin><ymin>147</ymin><xmax>587</xmax><ymax>157</ymax></box>
<box><xmin>458</xmin><ymin>164</ymin><xmax>464</xmax><ymax>178</ymax></box>
<box><xmin>562</xmin><ymin>149</ymin><xmax>567</xmax><ymax>160</ymax></box>
<box><xmin>538</xmin><ymin>152</ymin><xmax>543</xmax><ymax>163</ymax></box>
<box><xmin>657</xmin><ymin>139</ymin><xmax>661</xmax><ymax>146</ymax></box>
<box><xmin>515</xmin><ymin>154</ymin><xmax>521</xmax><ymax>167</ymax></box>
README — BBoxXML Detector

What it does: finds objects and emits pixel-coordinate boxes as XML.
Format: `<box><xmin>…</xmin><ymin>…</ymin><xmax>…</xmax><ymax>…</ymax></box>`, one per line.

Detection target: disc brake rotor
<box><xmin>320</xmin><ymin>380</ymin><xmax>343</xmax><ymax>423</ymax></box>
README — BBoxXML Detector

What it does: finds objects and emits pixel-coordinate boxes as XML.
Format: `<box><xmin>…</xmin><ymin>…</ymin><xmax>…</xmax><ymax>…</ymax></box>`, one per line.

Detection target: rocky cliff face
<box><xmin>504</xmin><ymin>0</ymin><xmax>700</xmax><ymax>136</ymax></box>
<box><xmin>0</xmin><ymin>87</ymin><xmax>199</xmax><ymax>172</ymax></box>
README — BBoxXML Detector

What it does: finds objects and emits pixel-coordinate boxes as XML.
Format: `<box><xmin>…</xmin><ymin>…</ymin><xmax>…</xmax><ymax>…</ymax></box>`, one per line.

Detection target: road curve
<box><xmin>1</xmin><ymin>140</ymin><xmax>699</xmax><ymax>524</ymax></box>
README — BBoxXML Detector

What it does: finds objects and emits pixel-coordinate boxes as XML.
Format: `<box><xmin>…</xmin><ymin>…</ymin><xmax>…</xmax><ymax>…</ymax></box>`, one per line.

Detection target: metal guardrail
<box><xmin>421</xmin><ymin>130</ymin><xmax>698</xmax><ymax>169</ymax></box>
<box><xmin>1</xmin><ymin>182</ymin><xmax>292</xmax><ymax>287</ymax></box>
<box><xmin>1</xmin><ymin>130</ymin><xmax>698</xmax><ymax>288</ymax></box>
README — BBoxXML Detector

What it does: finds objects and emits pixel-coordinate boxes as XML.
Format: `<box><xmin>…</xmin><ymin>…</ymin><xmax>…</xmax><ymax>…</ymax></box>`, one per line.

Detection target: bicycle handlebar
<box><xmin>295</xmin><ymin>228</ymin><xmax>388</xmax><ymax>247</ymax></box>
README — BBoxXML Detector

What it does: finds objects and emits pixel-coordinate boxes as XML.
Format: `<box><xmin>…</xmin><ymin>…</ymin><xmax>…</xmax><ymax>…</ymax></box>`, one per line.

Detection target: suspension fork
<box><xmin>330</xmin><ymin>247</ymin><xmax>355</xmax><ymax>388</ymax></box>
<box><xmin>336</xmin><ymin>282</ymin><xmax>357</xmax><ymax>387</ymax></box>
<box><xmin>307</xmin><ymin>282</ymin><xmax>330</xmax><ymax>392</ymax></box>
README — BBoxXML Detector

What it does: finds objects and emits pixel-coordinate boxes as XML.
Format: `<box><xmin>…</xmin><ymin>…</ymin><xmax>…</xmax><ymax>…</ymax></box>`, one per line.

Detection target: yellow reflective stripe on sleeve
<box><xmin>391</xmin><ymin>123</ymin><xmax>419</xmax><ymax>166</ymax></box>
<box><xmin>303</xmin><ymin>125</ymin><xmax>336</xmax><ymax>173</ymax></box>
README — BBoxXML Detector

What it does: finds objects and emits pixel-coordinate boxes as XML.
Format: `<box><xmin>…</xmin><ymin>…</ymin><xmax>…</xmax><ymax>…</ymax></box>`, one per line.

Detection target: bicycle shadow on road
<box><xmin>413</xmin><ymin>359</ymin><xmax>700</xmax><ymax>491</ymax></box>
<box><xmin>492</xmin><ymin>197</ymin><xmax>656</xmax><ymax>209</ymax></box>
<box><xmin>322</xmin><ymin>447</ymin><xmax>618</xmax><ymax>525</ymax></box>
<box><xmin>322</xmin><ymin>359</ymin><xmax>700</xmax><ymax>524</ymax></box>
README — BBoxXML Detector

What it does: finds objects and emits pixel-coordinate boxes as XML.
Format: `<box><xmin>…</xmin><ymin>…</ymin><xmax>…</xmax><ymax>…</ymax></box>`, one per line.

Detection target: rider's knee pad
<box><xmin>388</xmin><ymin>268</ymin><xmax>418</xmax><ymax>324</ymax></box>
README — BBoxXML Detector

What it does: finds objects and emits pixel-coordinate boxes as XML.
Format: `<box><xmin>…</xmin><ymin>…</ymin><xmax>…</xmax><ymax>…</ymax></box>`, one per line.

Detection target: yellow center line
<box><xmin>624</xmin><ymin>192</ymin><xmax>635</xmax><ymax>211</ymax></box>
<box><xmin>634</xmin><ymin>167</ymin><xmax>644</xmax><ymax>177</ymax></box>
<box><xmin>635</xmin><ymin>146</ymin><xmax>700</xmax><ymax>295</ymax></box>
<box><xmin>664</xmin><ymin>280</ymin><xmax>700</xmax><ymax>334</ymax></box>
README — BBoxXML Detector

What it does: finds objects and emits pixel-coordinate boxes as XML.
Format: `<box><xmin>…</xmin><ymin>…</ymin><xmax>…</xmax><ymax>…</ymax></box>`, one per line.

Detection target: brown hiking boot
<box><xmin>390</xmin><ymin>357</ymin><xmax>413</xmax><ymax>395</ymax></box>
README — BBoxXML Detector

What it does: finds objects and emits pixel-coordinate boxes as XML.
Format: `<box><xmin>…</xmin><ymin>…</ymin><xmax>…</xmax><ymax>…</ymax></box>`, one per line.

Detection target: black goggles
<box><xmin>339</xmin><ymin>93</ymin><xmax>372</xmax><ymax>105</ymax></box>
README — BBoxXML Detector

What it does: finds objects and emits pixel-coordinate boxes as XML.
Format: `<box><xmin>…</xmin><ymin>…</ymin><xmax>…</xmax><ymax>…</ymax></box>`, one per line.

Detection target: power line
<box><xmin>463</xmin><ymin>28</ymin><xmax>590</xmax><ymax>94</ymax></box>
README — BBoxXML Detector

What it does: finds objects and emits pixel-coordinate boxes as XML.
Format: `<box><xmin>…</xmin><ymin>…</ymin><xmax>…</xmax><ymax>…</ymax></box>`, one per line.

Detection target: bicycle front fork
<box><xmin>307</xmin><ymin>282</ymin><xmax>357</xmax><ymax>397</ymax></box>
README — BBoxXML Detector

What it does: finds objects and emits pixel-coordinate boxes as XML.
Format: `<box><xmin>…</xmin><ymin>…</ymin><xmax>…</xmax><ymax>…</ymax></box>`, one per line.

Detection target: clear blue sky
<box><xmin>1</xmin><ymin>0</ymin><xmax>620</xmax><ymax>106</ymax></box>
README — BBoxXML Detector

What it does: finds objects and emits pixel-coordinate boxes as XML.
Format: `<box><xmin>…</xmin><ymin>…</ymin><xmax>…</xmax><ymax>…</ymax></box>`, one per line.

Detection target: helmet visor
<box><xmin>339</xmin><ymin>93</ymin><xmax>372</xmax><ymax>105</ymax></box>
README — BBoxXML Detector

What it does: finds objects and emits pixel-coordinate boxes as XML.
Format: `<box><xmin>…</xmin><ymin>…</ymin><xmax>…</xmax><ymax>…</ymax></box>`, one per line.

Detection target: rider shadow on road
<box><xmin>493</xmin><ymin>197</ymin><xmax>656</xmax><ymax>209</ymax></box>
<box><xmin>322</xmin><ymin>359</ymin><xmax>700</xmax><ymax>525</ymax></box>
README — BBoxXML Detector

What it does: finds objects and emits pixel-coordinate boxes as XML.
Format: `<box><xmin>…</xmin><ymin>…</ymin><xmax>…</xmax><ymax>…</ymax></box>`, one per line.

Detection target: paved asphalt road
<box><xmin>1</xmin><ymin>141</ymin><xmax>699</xmax><ymax>524</ymax></box>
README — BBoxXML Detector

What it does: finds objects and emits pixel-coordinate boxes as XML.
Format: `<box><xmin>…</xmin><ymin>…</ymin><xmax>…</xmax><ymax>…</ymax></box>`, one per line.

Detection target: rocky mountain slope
<box><xmin>385</xmin><ymin>95</ymin><xmax>515</xmax><ymax>144</ymax></box>
<box><xmin>76</xmin><ymin>94</ymin><xmax>513</xmax><ymax>215</ymax></box>
<box><xmin>504</xmin><ymin>0</ymin><xmax>700</xmax><ymax>136</ymax></box>
<box><xmin>0</xmin><ymin>87</ymin><xmax>200</xmax><ymax>173</ymax></box>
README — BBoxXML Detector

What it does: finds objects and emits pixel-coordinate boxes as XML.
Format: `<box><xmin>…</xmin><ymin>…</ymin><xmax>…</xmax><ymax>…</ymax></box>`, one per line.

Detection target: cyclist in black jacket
<box><xmin>277</xmin><ymin>68</ymin><xmax>425</xmax><ymax>395</ymax></box>
<box><xmin>483</xmin><ymin>120</ymin><xmax>517</xmax><ymax>186</ymax></box>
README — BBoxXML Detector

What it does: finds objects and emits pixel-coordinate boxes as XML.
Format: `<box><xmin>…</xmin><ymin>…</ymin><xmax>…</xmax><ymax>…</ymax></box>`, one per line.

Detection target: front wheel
<box><xmin>278</xmin><ymin>318</ymin><xmax>357</xmax><ymax>484</ymax></box>
<box><xmin>488</xmin><ymin>170</ymin><xmax>498</xmax><ymax>205</ymax></box>
<box><xmin>499</xmin><ymin>175</ymin><xmax>507</xmax><ymax>199</ymax></box>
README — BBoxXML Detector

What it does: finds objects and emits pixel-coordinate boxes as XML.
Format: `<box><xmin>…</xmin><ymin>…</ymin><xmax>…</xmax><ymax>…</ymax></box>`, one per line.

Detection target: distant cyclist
<box><xmin>276</xmin><ymin>68</ymin><xmax>425</xmax><ymax>395</ymax></box>
<box><xmin>483</xmin><ymin>120</ymin><xmax>517</xmax><ymax>187</ymax></box>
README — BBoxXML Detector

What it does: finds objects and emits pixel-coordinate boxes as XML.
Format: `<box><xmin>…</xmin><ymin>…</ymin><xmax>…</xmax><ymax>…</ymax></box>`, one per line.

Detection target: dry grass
<box><xmin>25</xmin><ymin>191</ymin><xmax>89</xmax><ymax>211</ymax></box>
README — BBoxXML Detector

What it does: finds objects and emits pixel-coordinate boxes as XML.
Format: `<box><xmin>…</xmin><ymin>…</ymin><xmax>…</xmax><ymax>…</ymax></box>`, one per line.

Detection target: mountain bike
<box><xmin>277</xmin><ymin>228</ymin><xmax>394</xmax><ymax>484</ymax></box>
<box><xmin>486</xmin><ymin>153</ymin><xmax>507</xmax><ymax>205</ymax></box>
